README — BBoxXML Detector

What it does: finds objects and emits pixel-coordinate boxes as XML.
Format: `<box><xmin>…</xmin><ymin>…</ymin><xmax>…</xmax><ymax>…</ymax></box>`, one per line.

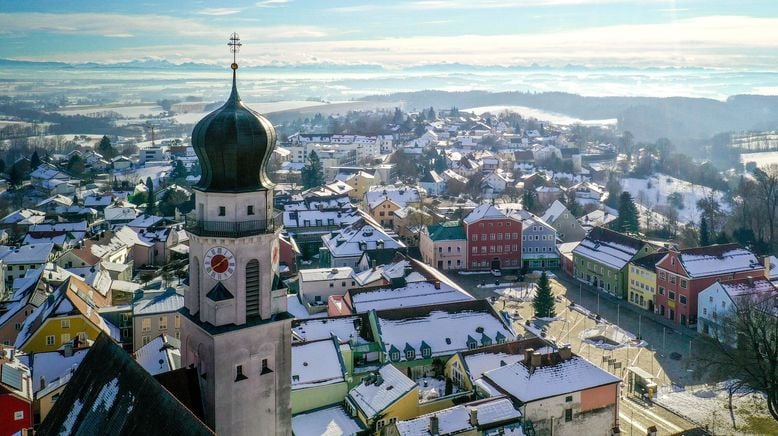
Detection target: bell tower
<box><xmin>180</xmin><ymin>34</ymin><xmax>292</xmax><ymax>436</ymax></box>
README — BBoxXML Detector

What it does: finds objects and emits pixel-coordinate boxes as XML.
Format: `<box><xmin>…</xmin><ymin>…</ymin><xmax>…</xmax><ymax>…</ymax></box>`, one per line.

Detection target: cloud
<box><xmin>256</xmin><ymin>0</ymin><xmax>292</xmax><ymax>7</ymax></box>
<box><xmin>0</xmin><ymin>12</ymin><xmax>328</xmax><ymax>41</ymax></box>
<box><xmin>332</xmin><ymin>0</ymin><xmax>674</xmax><ymax>12</ymax></box>
<box><xmin>198</xmin><ymin>8</ymin><xmax>243</xmax><ymax>16</ymax></box>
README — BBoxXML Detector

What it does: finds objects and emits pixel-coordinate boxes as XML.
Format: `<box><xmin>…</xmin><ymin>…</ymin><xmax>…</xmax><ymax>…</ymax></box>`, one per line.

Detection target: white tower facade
<box><xmin>180</xmin><ymin>45</ymin><xmax>292</xmax><ymax>435</ymax></box>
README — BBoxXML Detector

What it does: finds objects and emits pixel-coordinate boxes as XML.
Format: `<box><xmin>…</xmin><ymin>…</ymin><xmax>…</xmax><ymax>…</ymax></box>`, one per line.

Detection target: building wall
<box><xmin>524</xmin><ymin>387</ymin><xmax>617</xmax><ymax>436</ymax></box>
<box><xmin>37</xmin><ymin>383</ymin><xmax>68</xmax><ymax>422</ymax></box>
<box><xmin>521</xmin><ymin>222</ymin><xmax>559</xmax><ymax>269</ymax></box>
<box><xmin>573</xmin><ymin>255</ymin><xmax>622</xmax><ymax>297</ymax></box>
<box><xmin>370</xmin><ymin>200</ymin><xmax>401</xmax><ymax>228</ymax></box>
<box><xmin>697</xmin><ymin>284</ymin><xmax>738</xmax><ymax>347</ymax></box>
<box><xmin>465</xmin><ymin>218</ymin><xmax>523</xmax><ymax>270</ymax></box>
<box><xmin>22</xmin><ymin>316</ymin><xmax>101</xmax><ymax>353</ymax></box>
<box><xmin>627</xmin><ymin>264</ymin><xmax>656</xmax><ymax>311</ymax></box>
<box><xmin>371</xmin><ymin>387</ymin><xmax>420</xmax><ymax>432</ymax></box>
<box><xmin>291</xmin><ymin>382</ymin><xmax>349</xmax><ymax>414</ymax></box>
<box><xmin>420</xmin><ymin>235</ymin><xmax>467</xmax><ymax>271</ymax></box>
<box><xmin>0</xmin><ymin>304</ymin><xmax>34</xmax><ymax>346</ymax></box>
<box><xmin>132</xmin><ymin>311</ymin><xmax>182</xmax><ymax>351</ymax></box>
<box><xmin>0</xmin><ymin>394</ymin><xmax>32</xmax><ymax>435</ymax></box>
<box><xmin>549</xmin><ymin>213</ymin><xmax>585</xmax><ymax>243</ymax></box>
<box><xmin>299</xmin><ymin>275</ymin><xmax>356</xmax><ymax>306</ymax></box>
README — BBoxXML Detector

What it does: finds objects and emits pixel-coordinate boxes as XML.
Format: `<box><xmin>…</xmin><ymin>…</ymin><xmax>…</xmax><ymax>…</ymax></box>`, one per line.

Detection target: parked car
<box><xmin>491</xmin><ymin>269</ymin><xmax>502</xmax><ymax>277</ymax></box>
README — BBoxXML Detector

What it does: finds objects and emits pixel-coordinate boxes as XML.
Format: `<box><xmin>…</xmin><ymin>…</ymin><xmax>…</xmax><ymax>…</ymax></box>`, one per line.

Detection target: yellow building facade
<box><xmin>627</xmin><ymin>262</ymin><xmax>657</xmax><ymax>312</ymax></box>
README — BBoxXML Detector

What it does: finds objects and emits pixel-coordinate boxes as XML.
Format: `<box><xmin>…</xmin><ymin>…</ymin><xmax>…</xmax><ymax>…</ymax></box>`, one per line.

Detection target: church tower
<box><xmin>180</xmin><ymin>34</ymin><xmax>292</xmax><ymax>435</ymax></box>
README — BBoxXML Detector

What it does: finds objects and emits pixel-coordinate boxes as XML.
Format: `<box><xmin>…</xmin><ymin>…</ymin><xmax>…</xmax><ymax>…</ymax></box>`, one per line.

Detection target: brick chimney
<box><xmin>523</xmin><ymin>347</ymin><xmax>535</xmax><ymax>365</ymax></box>
<box><xmin>469</xmin><ymin>408</ymin><xmax>478</xmax><ymax>426</ymax></box>
<box><xmin>530</xmin><ymin>351</ymin><xmax>542</xmax><ymax>368</ymax></box>
<box><xmin>559</xmin><ymin>345</ymin><xmax>572</xmax><ymax>361</ymax></box>
<box><xmin>429</xmin><ymin>415</ymin><xmax>439</xmax><ymax>434</ymax></box>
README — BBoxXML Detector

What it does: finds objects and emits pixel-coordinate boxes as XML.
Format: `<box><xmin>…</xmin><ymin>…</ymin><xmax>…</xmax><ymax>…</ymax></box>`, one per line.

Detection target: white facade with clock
<box><xmin>179</xmin><ymin>54</ymin><xmax>292</xmax><ymax>436</ymax></box>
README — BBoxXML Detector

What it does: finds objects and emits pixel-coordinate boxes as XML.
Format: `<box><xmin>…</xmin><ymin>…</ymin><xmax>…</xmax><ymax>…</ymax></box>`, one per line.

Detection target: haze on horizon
<box><xmin>2</xmin><ymin>0</ymin><xmax>778</xmax><ymax>100</ymax></box>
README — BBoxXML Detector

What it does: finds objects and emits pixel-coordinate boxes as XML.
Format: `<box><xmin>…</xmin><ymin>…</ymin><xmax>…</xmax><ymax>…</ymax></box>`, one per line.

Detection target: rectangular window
<box><xmin>261</xmin><ymin>358</ymin><xmax>273</xmax><ymax>374</ymax></box>
<box><xmin>142</xmin><ymin>318</ymin><xmax>151</xmax><ymax>332</ymax></box>
<box><xmin>247</xmin><ymin>205</ymin><xmax>255</xmax><ymax>215</ymax></box>
<box><xmin>565</xmin><ymin>395</ymin><xmax>573</xmax><ymax>402</ymax></box>
<box><xmin>472</xmin><ymin>247</ymin><xmax>478</xmax><ymax>253</ymax></box>
<box><xmin>659</xmin><ymin>272</ymin><xmax>666</xmax><ymax>280</ymax></box>
<box><xmin>481</xmin><ymin>233</ymin><xmax>487</xmax><ymax>241</ymax></box>
<box><xmin>46</xmin><ymin>335</ymin><xmax>55</xmax><ymax>346</ymax></box>
<box><xmin>565</xmin><ymin>408</ymin><xmax>573</xmax><ymax>422</ymax></box>
<box><xmin>235</xmin><ymin>365</ymin><xmax>247</xmax><ymax>381</ymax></box>
<box><xmin>680</xmin><ymin>295</ymin><xmax>687</xmax><ymax>304</ymax></box>
<box><xmin>472</xmin><ymin>235</ymin><xmax>478</xmax><ymax>241</ymax></box>
<box><xmin>669</xmin><ymin>291</ymin><xmax>675</xmax><ymax>301</ymax></box>
<box><xmin>680</xmin><ymin>279</ymin><xmax>687</xmax><ymax>288</ymax></box>
<box><xmin>61</xmin><ymin>319</ymin><xmax>70</xmax><ymax>329</ymax></box>
<box><xmin>405</xmin><ymin>350</ymin><xmax>415</xmax><ymax>360</ymax></box>
<box><xmin>218</xmin><ymin>206</ymin><xmax>226</xmax><ymax>216</ymax></box>
<box><xmin>61</xmin><ymin>334</ymin><xmax>70</xmax><ymax>344</ymax></box>
<box><xmin>659</xmin><ymin>287</ymin><xmax>665</xmax><ymax>295</ymax></box>
<box><xmin>142</xmin><ymin>335</ymin><xmax>150</xmax><ymax>345</ymax></box>
<box><xmin>175</xmin><ymin>315</ymin><xmax>180</xmax><ymax>329</ymax></box>
<box><xmin>159</xmin><ymin>316</ymin><xmax>168</xmax><ymax>330</ymax></box>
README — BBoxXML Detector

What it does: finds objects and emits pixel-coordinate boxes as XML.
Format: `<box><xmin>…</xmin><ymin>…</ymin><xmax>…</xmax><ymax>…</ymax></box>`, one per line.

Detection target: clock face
<box><xmin>204</xmin><ymin>246</ymin><xmax>236</xmax><ymax>281</ymax></box>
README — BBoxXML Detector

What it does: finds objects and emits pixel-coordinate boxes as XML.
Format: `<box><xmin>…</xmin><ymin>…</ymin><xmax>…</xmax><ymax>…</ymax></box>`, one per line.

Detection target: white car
<box><xmin>491</xmin><ymin>269</ymin><xmax>502</xmax><ymax>277</ymax></box>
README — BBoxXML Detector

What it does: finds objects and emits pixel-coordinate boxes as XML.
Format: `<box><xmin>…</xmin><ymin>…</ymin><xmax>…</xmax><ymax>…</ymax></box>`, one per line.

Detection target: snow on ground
<box><xmin>56</xmin><ymin>104</ymin><xmax>164</xmax><ymax>118</ymax></box>
<box><xmin>463</xmin><ymin>105</ymin><xmax>617</xmax><ymax>127</ymax></box>
<box><xmin>656</xmin><ymin>381</ymin><xmax>772</xmax><ymax>434</ymax></box>
<box><xmin>417</xmin><ymin>376</ymin><xmax>461</xmax><ymax>402</ymax></box>
<box><xmin>741</xmin><ymin>151</ymin><xmax>778</xmax><ymax>169</ymax></box>
<box><xmin>621</xmin><ymin>174</ymin><xmax>730</xmax><ymax>225</ymax></box>
<box><xmin>494</xmin><ymin>285</ymin><xmax>537</xmax><ymax>302</ymax></box>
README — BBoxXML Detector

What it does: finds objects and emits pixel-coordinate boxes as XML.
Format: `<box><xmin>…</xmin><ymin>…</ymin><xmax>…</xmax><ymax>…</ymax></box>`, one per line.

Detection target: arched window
<box><xmin>246</xmin><ymin>260</ymin><xmax>260</xmax><ymax>318</ymax></box>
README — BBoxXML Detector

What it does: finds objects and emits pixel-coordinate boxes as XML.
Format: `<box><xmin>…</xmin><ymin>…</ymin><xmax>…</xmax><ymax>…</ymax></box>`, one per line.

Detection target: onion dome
<box><xmin>192</xmin><ymin>70</ymin><xmax>276</xmax><ymax>192</ymax></box>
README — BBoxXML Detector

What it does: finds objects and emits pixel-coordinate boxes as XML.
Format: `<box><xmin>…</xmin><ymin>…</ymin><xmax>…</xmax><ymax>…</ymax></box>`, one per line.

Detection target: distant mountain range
<box><xmin>361</xmin><ymin>90</ymin><xmax>778</xmax><ymax>144</ymax></box>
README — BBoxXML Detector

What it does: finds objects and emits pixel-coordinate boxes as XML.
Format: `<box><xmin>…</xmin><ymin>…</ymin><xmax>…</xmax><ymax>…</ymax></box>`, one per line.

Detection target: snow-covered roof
<box><xmin>348</xmin><ymin>364</ymin><xmax>417</xmax><ymax>418</ymax></box>
<box><xmin>673</xmin><ymin>244</ymin><xmax>762</xmax><ymax>278</ymax></box>
<box><xmin>292</xmin><ymin>315</ymin><xmax>368</xmax><ymax>344</ymax></box>
<box><xmin>292</xmin><ymin>339</ymin><xmax>345</xmax><ymax>390</ymax></box>
<box><xmin>464</xmin><ymin>351</ymin><xmax>526</xmax><ymax>382</ymax></box>
<box><xmin>463</xmin><ymin>204</ymin><xmax>515</xmax><ymax>224</ymax></box>
<box><xmin>127</xmin><ymin>214</ymin><xmax>164</xmax><ymax>229</ymax></box>
<box><xmin>394</xmin><ymin>397</ymin><xmax>521</xmax><ymax>435</ymax></box>
<box><xmin>299</xmin><ymin>267</ymin><xmax>354</xmax><ymax>282</ymax></box>
<box><xmin>0</xmin><ymin>243</ymin><xmax>54</xmax><ymax>265</ymax></box>
<box><xmin>376</xmin><ymin>300</ymin><xmax>516</xmax><ymax>361</ymax></box>
<box><xmin>482</xmin><ymin>355</ymin><xmax>620</xmax><ymax>403</ymax></box>
<box><xmin>133</xmin><ymin>334</ymin><xmax>181</xmax><ymax>376</ymax></box>
<box><xmin>572</xmin><ymin>227</ymin><xmax>645</xmax><ymax>270</ymax></box>
<box><xmin>133</xmin><ymin>288</ymin><xmax>184</xmax><ymax>316</ymax></box>
<box><xmin>22</xmin><ymin>348</ymin><xmax>89</xmax><ymax>394</ymax></box>
<box><xmin>351</xmin><ymin>281</ymin><xmax>473</xmax><ymax>313</ymax></box>
<box><xmin>541</xmin><ymin>200</ymin><xmax>569</xmax><ymax>223</ymax></box>
<box><xmin>321</xmin><ymin>215</ymin><xmax>405</xmax><ymax>259</ymax></box>
<box><xmin>719</xmin><ymin>278</ymin><xmax>777</xmax><ymax>298</ymax></box>
<box><xmin>291</xmin><ymin>405</ymin><xmax>363</xmax><ymax>436</ymax></box>
<box><xmin>1</xmin><ymin>208</ymin><xmax>46</xmax><ymax>225</ymax></box>
<box><xmin>366</xmin><ymin>185</ymin><xmax>420</xmax><ymax>209</ymax></box>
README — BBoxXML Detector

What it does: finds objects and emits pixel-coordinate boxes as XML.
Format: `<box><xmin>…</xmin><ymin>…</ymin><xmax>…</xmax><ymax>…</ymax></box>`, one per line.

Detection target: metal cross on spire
<box><xmin>228</xmin><ymin>33</ymin><xmax>242</xmax><ymax>70</ymax></box>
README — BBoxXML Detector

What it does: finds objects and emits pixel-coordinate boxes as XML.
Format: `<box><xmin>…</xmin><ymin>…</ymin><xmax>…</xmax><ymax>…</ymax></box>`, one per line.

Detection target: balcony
<box><xmin>186</xmin><ymin>218</ymin><xmax>275</xmax><ymax>238</ymax></box>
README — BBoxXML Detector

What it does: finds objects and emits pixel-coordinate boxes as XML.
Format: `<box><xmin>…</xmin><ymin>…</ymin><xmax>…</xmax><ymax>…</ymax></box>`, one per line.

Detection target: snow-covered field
<box><xmin>621</xmin><ymin>174</ymin><xmax>730</xmax><ymax>224</ymax></box>
<box><xmin>656</xmin><ymin>381</ymin><xmax>776</xmax><ymax>434</ymax></box>
<box><xmin>56</xmin><ymin>104</ymin><xmax>164</xmax><ymax>118</ymax></box>
<box><xmin>741</xmin><ymin>151</ymin><xmax>778</xmax><ymax>169</ymax></box>
<box><xmin>463</xmin><ymin>105</ymin><xmax>617</xmax><ymax>126</ymax></box>
<box><xmin>172</xmin><ymin>100</ymin><xmax>338</xmax><ymax>124</ymax></box>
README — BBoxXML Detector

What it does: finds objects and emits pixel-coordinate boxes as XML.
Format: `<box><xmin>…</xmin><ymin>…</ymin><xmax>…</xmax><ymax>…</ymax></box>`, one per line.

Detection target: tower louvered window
<box><xmin>246</xmin><ymin>260</ymin><xmax>260</xmax><ymax>317</ymax></box>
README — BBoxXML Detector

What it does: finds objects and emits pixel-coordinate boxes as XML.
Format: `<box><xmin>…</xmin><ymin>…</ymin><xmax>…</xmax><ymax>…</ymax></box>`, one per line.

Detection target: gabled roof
<box><xmin>38</xmin><ymin>334</ymin><xmax>213</xmax><ymax>435</ymax></box>
<box><xmin>348</xmin><ymin>364</ymin><xmax>417</xmax><ymax>419</ymax></box>
<box><xmin>394</xmin><ymin>397</ymin><xmax>521</xmax><ymax>435</ymax></box>
<box><xmin>541</xmin><ymin>200</ymin><xmax>569</xmax><ymax>223</ymax></box>
<box><xmin>291</xmin><ymin>338</ymin><xmax>345</xmax><ymax>390</ymax></box>
<box><xmin>666</xmin><ymin>243</ymin><xmax>763</xmax><ymax>278</ymax></box>
<box><xmin>134</xmin><ymin>334</ymin><xmax>181</xmax><ymax>376</ymax></box>
<box><xmin>573</xmin><ymin>227</ymin><xmax>647</xmax><ymax>270</ymax></box>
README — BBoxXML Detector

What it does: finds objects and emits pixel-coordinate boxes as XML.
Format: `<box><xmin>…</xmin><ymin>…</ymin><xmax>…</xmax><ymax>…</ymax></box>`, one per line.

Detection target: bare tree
<box><xmin>754</xmin><ymin>165</ymin><xmax>778</xmax><ymax>249</ymax></box>
<box><xmin>699</xmin><ymin>292</ymin><xmax>778</xmax><ymax>422</ymax></box>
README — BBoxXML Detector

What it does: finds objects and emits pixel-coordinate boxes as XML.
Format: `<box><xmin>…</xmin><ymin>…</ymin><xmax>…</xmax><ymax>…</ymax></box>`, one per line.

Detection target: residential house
<box><xmin>23</xmin><ymin>221</ymin><xmax>88</xmax><ymax>251</ymax></box>
<box><xmin>697</xmin><ymin>278</ymin><xmax>778</xmax><ymax>347</ymax></box>
<box><xmin>463</xmin><ymin>204</ymin><xmax>523</xmax><ymax>271</ymax></box>
<box><xmin>0</xmin><ymin>268</ymin><xmax>51</xmax><ymax>346</ymax></box>
<box><xmin>291</xmin><ymin>337</ymin><xmax>348</xmax><ymax>414</ymax></box>
<box><xmin>320</xmin><ymin>213</ymin><xmax>406</xmax><ymax>269</ymax></box>
<box><xmin>420</xmin><ymin>221</ymin><xmax>467</xmax><ymax>271</ymax></box>
<box><xmin>1</xmin><ymin>209</ymin><xmax>46</xmax><ymax>238</ymax></box>
<box><xmin>627</xmin><ymin>252</ymin><xmax>666</xmax><ymax>312</ymax></box>
<box><xmin>542</xmin><ymin>200</ymin><xmax>586</xmax><ymax>243</ymax></box>
<box><xmin>419</xmin><ymin>171</ymin><xmax>446</xmax><ymax>196</ymax></box>
<box><xmin>132</xmin><ymin>287</ymin><xmax>184</xmax><ymax>350</ymax></box>
<box><xmin>477</xmin><ymin>346</ymin><xmax>621</xmax><ymax>436</ymax></box>
<box><xmin>519</xmin><ymin>211</ymin><xmax>559</xmax><ymax>270</ymax></box>
<box><xmin>0</xmin><ymin>243</ymin><xmax>55</xmax><ymax>287</ymax></box>
<box><xmin>579</xmin><ymin>209</ymin><xmax>617</xmax><ymax>233</ymax></box>
<box><xmin>292</xmin><ymin>405</ymin><xmax>363</xmax><ymax>436</ymax></box>
<box><xmin>572</xmin><ymin>227</ymin><xmax>657</xmax><ymax>298</ymax></box>
<box><xmin>655</xmin><ymin>244</ymin><xmax>764</xmax><ymax>326</ymax></box>
<box><xmin>0</xmin><ymin>349</ymin><xmax>33</xmax><ymax>434</ymax></box>
<box><xmin>535</xmin><ymin>186</ymin><xmax>563</xmax><ymax>207</ymax></box>
<box><xmin>23</xmin><ymin>345</ymin><xmax>89</xmax><ymax>422</ymax></box>
<box><xmin>14</xmin><ymin>278</ymin><xmax>117</xmax><ymax>353</ymax></box>
<box><xmin>345</xmin><ymin>363</ymin><xmax>419</xmax><ymax>432</ymax></box>
<box><xmin>298</xmin><ymin>267</ymin><xmax>355</xmax><ymax>309</ymax></box>
<box><xmin>392</xmin><ymin>206</ymin><xmax>434</xmax><ymax>245</ymax></box>
<box><xmin>283</xmin><ymin>193</ymin><xmax>361</xmax><ymax>258</ymax></box>
<box><xmin>342</xmin><ymin>171</ymin><xmax>377</xmax><ymax>202</ymax></box>
<box><xmin>385</xmin><ymin>396</ymin><xmax>523</xmax><ymax>436</ymax></box>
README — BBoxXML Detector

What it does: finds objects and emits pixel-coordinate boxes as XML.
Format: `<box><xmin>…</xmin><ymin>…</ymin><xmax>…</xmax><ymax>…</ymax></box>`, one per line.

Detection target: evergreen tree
<box><xmin>616</xmin><ymin>192</ymin><xmax>640</xmax><ymax>234</ymax></box>
<box><xmin>0</xmin><ymin>159</ymin><xmax>6</xmax><ymax>174</ymax></box>
<box><xmin>97</xmin><ymin>135</ymin><xmax>118</xmax><ymax>159</ymax></box>
<box><xmin>8</xmin><ymin>163</ymin><xmax>23</xmax><ymax>188</ymax></box>
<box><xmin>66</xmin><ymin>154</ymin><xmax>85</xmax><ymax>177</ymax></box>
<box><xmin>30</xmin><ymin>151</ymin><xmax>41</xmax><ymax>169</ymax></box>
<box><xmin>699</xmin><ymin>216</ymin><xmax>710</xmax><ymax>246</ymax></box>
<box><xmin>145</xmin><ymin>177</ymin><xmax>156</xmax><ymax>215</ymax></box>
<box><xmin>301</xmin><ymin>151</ymin><xmax>324</xmax><ymax>189</ymax></box>
<box><xmin>522</xmin><ymin>189</ymin><xmax>536</xmax><ymax>213</ymax></box>
<box><xmin>533</xmin><ymin>272</ymin><xmax>556</xmax><ymax>318</ymax></box>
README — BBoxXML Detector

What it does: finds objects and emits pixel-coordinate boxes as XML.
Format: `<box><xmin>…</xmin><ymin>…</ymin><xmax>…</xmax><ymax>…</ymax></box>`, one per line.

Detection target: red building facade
<box><xmin>654</xmin><ymin>244</ymin><xmax>763</xmax><ymax>326</ymax></box>
<box><xmin>464</xmin><ymin>205</ymin><xmax>523</xmax><ymax>270</ymax></box>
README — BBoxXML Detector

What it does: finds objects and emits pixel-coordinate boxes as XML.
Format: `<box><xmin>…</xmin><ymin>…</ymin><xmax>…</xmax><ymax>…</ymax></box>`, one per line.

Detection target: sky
<box><xmin>1</xmin><ymin>0</ymin><xmax>778</xmax><ymax>70</ymax></box>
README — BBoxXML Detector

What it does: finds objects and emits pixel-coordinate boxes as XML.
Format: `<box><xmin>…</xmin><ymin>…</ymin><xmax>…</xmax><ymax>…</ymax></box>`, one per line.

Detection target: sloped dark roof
<box><xmin>206</xmin><ymin>282</ymin><xmax>234</xmax><ymax>301</ymax></box>
<box><xmin>38</xmin><ymin>333</ymin><xmax>213</xmax><ymax>436</ymax></box>
<box><xmin>426</xmin><ymin>221</ymin><xmax>466</xmax><ymax>241</ymax></box>
<box><xmin>587</xmin><ymin>226</ymin><xmax>646</xmax><ymax>252</ymax></box>
<box><xmin>154</xmin><ymin>368</ymin><xmax>205</xmax><ymax>423</ymax></box>
<box><xmin>631</xmin><ymin>251</ymin><xmax>668</xmax><ymax>272</ymax></box>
